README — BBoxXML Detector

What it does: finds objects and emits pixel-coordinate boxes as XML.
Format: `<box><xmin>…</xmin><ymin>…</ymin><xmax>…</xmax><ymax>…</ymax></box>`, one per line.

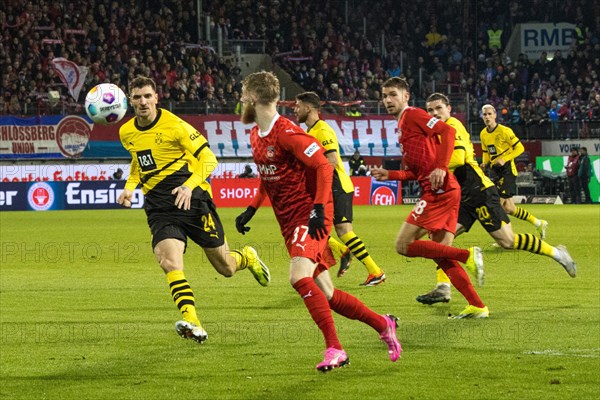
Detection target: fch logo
<box><xmin>28</xmin><ymin>182</ymin><xmax>55</xmax><ymax>211</ymax></box>
<box><xmin>371</xmin><ymin>185</ymin><xmax>396</xmax><ymax>205</ymax></box>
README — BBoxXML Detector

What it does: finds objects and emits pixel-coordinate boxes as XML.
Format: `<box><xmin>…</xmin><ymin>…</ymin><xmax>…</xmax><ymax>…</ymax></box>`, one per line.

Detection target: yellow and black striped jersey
<box><xmin>307</xmin><ymin>119</ymin><xmax>354</xmax><ymax>194</ymax></box>
<box><xmin>447</xmin><ymin>117</ymin><xmax>494</xmax><ymax>193</ymax></box>
<box><xmin>480</xmin><ymin>123</ymin><xmax>524</xmax><ymax>177</ymax></box>
<box><xmin>120</xmin><ymin>108</ymin><xmax>217</xmax><ymax>210</ymax></box>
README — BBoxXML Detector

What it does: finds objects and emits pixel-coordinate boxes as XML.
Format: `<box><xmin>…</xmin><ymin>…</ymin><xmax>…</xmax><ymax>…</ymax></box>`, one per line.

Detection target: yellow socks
<box><xmin>328</xmin><ymin>237</ymin><xmax>348</xmax><ymax>259</ymax></box>
<box><xmin>514</xmin><ymin>233</ymin><xmax>554</xmax><ymax>257</ymax></box>
<box><xmin>340</xmin><ymin>231</ymin><xmax>383</xmax><ymax>275</ymax></box>
<box><xmin>166</xmin><ymin>270</ymin><xmax>201</xmax><ymax>326</ymax></box>
<box><xmin>436</xmin><ymin>267</ymin><xmax>451</xmax><ymax>285</ymax></box>
<box><xmin>230</xmin><ymin>249</ymin><xmax>247</xmax><ymax>271</ymax></box>
<box><xmin>513</xmin><ymin>207</ymin><xmax>540</xmax><ymax>227</ymax></box>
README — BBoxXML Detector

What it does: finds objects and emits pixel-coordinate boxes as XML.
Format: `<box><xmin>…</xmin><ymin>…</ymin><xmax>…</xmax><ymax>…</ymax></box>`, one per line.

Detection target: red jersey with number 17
<box><xmin>398</xmin><ymin>106</ymin><xmax>459</xmax><ymax>193</ymax></box>
<box><xmin>250</xmin><ymin>114</ymin><xmax>334</xmax><ymax>238</ymax></box>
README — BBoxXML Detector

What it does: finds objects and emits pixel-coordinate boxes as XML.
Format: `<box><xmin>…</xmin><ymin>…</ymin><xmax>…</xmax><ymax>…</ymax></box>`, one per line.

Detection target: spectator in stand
<box><xmin>349</xmin><ymin>150</ymin><xmax>366</xmax><ymax>176</ymax></box>
<box><xmin>549</xmin><ymin>100</ymin><xmax>559</xmax><ymax>135</ymax></box>
<box><xmin>565</xmin><ymin>148</ymin><xmax>581</xmax><ymax>204</ymax></box>
<box><xmin>487</xmin><ymin>22</ymin><xmax>503</xmax><ymax>51</ymax></box>
<box><xmin>578</xmin><ymin>147</ymin><xmax>593</xmax><ymax>203</ymax></box>
<box><xmin>425</xmin><ymin>25</ymin><xmax>444</xmax><ymax>49</ymax></box>
<box><xmin>356</xmin><ymin>165</ymin><xmax>368</xmax><ymax>176</ymax></box>
<box><xmin>238</xmin><ymin>164</ymin><xmax>256</xmax><ymax>178</ymax></box>
<box><xmin>112</xmin><ymin>168</ymin><xmax>124</xmax><ymax>180</ymax></box>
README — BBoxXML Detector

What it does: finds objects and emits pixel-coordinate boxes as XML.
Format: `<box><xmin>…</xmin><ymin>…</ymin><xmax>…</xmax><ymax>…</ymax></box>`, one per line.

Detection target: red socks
<box><xmin>293</xmin><ymin>277</ymin><xmax>341</xmax><ymax>350</ymax></box>
<box><xmin>406</xmin><ymin>240</ymin><xmax>469</xmax><ymax>263</ymax></box>
<box><xmin>437</xmin><ymin>259</ymin><xmax>485</xmax><ymax>308</ymax></box>
<box><xmin>328</xmin><ymin>289</ymin><xmax>387</xmax><ymax>333</ymax></box>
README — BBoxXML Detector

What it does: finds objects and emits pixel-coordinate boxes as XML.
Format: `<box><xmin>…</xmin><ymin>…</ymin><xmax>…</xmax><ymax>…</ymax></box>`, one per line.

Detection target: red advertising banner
<box><xmin>210</xmin><ymin>178</ymin><xmax>271</xmax><ymax>208</ymax></box>
<box><xmin>351</xmin><ymin>177</ymin><xmax>373</xmax><ymax>205</ymax></box>
<box><xmin>210</xmin><ymin>176</ymin><xmax>401</xmax><ymax>208</ymax></box>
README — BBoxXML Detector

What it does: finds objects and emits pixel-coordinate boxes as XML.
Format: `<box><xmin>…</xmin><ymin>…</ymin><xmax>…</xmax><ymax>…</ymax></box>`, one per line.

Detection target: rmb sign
<box><xmin>520</xmin><ymin>22</ymin><xmax>578</xmax><ymax>59</ymax></box>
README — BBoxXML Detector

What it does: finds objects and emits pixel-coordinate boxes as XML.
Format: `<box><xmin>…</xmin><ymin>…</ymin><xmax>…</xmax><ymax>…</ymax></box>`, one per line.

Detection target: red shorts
<box><xmin>405</xmin><ymin>188</ymin><xmax>460</xmax><ymax>234</ymax></box>
<box><xmin>285</xmin><ymin>224</ymin><xmax>336</xmax><ymax>274</ymax></box>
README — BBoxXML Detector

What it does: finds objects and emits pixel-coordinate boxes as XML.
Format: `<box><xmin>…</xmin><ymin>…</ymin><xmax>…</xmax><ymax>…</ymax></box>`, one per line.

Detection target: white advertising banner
<box><xmin>541</xmin><ymin>139</ymin><xmax>600</xmax><ymax>156</ymax></box>
<box><xmin>203</xmin><ymin>116</ymin><xmax>401</xmax><ymax>158</ymax></box>
<box><xmin>0</xmin><ymin>163</ymin><xmax>131</xmax><ymax>182</ymax></box>
<box><xmin>521</xmin><ymin>22</ymin><xmax>578</xmax><ymax>59</ymax></box>
<box><xmin>0</xmin><ymin>162</ymin><xmax>288</xmax><ymax>182</ymax></box>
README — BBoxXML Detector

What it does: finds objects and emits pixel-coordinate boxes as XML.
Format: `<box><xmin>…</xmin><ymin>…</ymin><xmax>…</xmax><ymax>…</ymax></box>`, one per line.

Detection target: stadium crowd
<box><xmin>1</xmin><ymin>0</ymin><xmax>600</xmax><ymax>125</ymax></box>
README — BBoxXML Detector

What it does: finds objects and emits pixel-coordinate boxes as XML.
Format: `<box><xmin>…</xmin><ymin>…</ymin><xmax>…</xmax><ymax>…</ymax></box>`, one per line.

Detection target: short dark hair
<box><xmin>581</xmin><ymin>147</ymin><xmax>588</xmax><ymax>152</ymax></box>
<box><xmin>426</xmin><ymin>92</ymin><xmax>450</xmax><ymax>105</ymax></box>
<box><xmin>382</xmin><ymin>76</ymin><xmax>410</xmax><ymax>91</ymax></box>
<box><xmin>295</xmin><ymin>91</ymin><xmax>321</xmax><ymax>109</ymax></box>
<box><xmin>129</xmin><ymin>75</ymin><xmax>157</xmax><ymax>94</ymax></box>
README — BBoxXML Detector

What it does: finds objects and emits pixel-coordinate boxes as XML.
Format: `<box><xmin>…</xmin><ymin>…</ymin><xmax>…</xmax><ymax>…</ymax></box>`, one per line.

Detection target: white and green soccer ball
<box><xmin>85</xmin><ymin>83</ymin><xmax>128</xmax><ymax>125</ymax></box>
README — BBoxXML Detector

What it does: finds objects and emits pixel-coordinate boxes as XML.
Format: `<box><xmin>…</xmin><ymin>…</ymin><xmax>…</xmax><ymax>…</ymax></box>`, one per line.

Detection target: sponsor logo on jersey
<box><xmin>426</xmin><ymin>117</ymin><xmax>439</xmax><ymax>129</ymax></box>
<box><xmin>137</xmin><ymin>149</ymin><xmax>157</xmax><ymax>172</ymax></box>
<box><xmin>304</xmin><ymin>142</ymin><xmax>320</xmax><ymax>157</ymax></box>
<box><xmin>257</xmin><ymin>164</ymin><xmax>277</xmax><ymax>175</ymax></box>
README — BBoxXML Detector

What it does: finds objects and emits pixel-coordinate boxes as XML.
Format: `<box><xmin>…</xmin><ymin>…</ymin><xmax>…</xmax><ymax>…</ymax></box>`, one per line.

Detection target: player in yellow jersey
<box><xmin>294</xmin><ymin>92</ymin><xmax>386</xmax><ymax>286</ymax></box>
<box><xmin>117</xmin><ymin>76</ymin><xmax>270</xmax><ymax>343</ymax></box>
<box><xmin>412</xmin><ymin>94</ymin><xmax>576</xmax><ymax>304</ymax></box>
<box><xmin>480</xmin><ymin>104</ymin><xmax>548</xmax><ymax>239</ymax></box>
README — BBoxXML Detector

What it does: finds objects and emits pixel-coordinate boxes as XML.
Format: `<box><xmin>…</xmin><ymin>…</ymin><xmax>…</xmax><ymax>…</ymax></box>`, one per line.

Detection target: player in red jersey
<box><xmin>371</xmin><ymin>77</ymin><xmax>489</xmax><ymax>319</ymax></box>
<box><xmin>235</xmin><ymin>71</ymin><xmax>401</xmax><ymax>372</ymax></box>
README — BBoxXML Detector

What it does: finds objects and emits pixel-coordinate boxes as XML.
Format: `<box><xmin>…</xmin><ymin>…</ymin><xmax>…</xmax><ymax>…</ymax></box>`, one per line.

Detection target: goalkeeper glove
<box><xmin>307</xmin><ymin>204</ymin><xmax>327</xmax><ymax>240</ymax></box>
<box><xmin>235</xmin><ymin>206</ymin><xmax>256</xmax><ymax>235</ymax></box>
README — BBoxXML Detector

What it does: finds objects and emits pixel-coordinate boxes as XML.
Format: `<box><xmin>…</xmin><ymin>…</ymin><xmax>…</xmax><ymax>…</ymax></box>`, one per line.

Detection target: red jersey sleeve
<box><xmin>388</xmin><ymin>169</ymin><xmax>417</xmax><ymax>181</ymax></box>
<box><xmin>278</xmin><ymin>127</ymin><xmax>333</xmax><ymax>205</ymax></box>
<box><xmin>409</xmin><ymin>108</ymin><xmax>456</xmax><ymax>169</ymax></box>
<box><xmin>249</xmin><ymin>180</ymin><xmax>267</xmax><ymax>209</ymax></box>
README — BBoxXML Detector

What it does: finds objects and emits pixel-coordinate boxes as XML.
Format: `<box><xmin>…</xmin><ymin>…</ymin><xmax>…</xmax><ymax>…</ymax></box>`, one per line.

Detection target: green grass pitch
<box><xmin>1</xmin><ymin>205</ymin><xmax>599</xmax><ymax>399</ymax></box>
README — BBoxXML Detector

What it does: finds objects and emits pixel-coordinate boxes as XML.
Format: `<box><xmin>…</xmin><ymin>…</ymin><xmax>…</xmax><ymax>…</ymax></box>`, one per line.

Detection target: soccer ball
<box><xmin>85</xmin><ymin>83</ymin><xmax>128</xmax><ymax>125</ymax></box>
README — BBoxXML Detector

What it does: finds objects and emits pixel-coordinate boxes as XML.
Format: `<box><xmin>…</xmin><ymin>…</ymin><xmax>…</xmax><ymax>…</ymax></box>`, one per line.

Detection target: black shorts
<box><xmin>490</xmin><ymin>167</ymin><xmax>517</xmax><ymax>198</ymax></box>
<box><xmin>147</xmin><ymin>195</ymin><xmax>225</xmax><ymax>250</ymax></box>
<box><xmin>458</xmin><ymin>186</ymin><xmax>510</xmax><ymax>233</ymax></box>
<box><xmin>332</xmin><ymin>180</ymin><xmax>353</xmax><ymax>225</ymax></box>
